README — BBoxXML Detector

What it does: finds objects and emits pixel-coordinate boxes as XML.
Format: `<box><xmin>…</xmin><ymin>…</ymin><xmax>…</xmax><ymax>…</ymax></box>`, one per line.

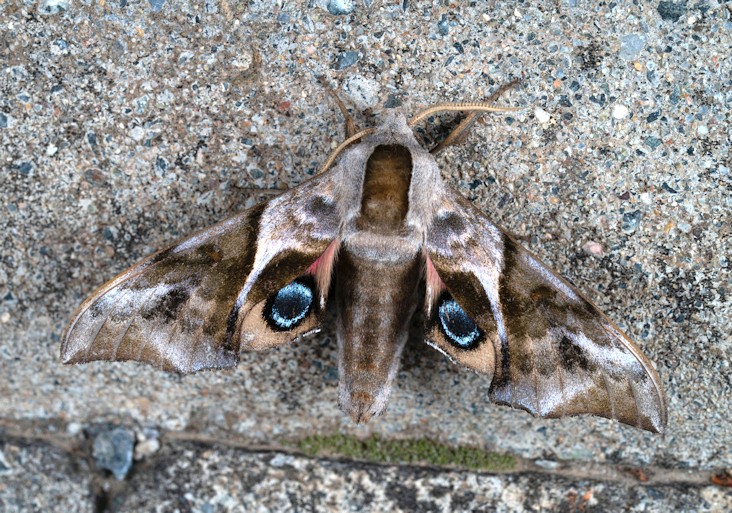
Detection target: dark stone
<box><xmin>621</xmin><ymin>210</ymin><xmax>641</xmax><ymax>233</ymax></box>
<box><xmin>335</xmin><ymin>51</ymin><xmax>359</xmax><ymax>70</ymax></box>
<box><xmin>438</xmin><ymin>14</ymin><xmax>449</xmax><ymax>36</ymax></box>
<box><xmin>662</xmin><ymin>182</ymin><xmax>678</xmax><ymax>194</ymax></box>
<box><xmin>657</xmin><ymin>1</ymin><xmax>686</xmax><ymax>22</ymax></box>
<box><xmin>384</xmin><ymin>94</ymin><xmax>402</xmax><ymax>109</ymax></box>
<box><xmin>589</xmin><ymin>94</ymin><xmax>606</xmax><ymax>106</ymax></box>
<box><xmin>644</xmin><ymin>136</ymin><xmax>661</xmax><ymax>150</ymax></box>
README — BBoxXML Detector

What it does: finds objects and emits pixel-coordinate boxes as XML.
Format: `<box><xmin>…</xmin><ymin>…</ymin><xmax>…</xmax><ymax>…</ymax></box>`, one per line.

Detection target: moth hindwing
<box><xmin>62</xmin><ymin>84</ymin><xmax>667</xmax><ymax>432</ymax></box>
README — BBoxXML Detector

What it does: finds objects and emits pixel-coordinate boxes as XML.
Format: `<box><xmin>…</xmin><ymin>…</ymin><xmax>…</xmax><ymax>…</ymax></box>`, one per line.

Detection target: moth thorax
<box><xmin>360</xmin><ymin>144</ymin><xmax>413</xmax><ymax>230</ymax></box>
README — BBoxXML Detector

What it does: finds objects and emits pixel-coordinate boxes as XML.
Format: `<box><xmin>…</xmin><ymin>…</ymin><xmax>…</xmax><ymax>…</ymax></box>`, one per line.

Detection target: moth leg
<box><xmin>318</xmin><ymin>75</ymin><xmax>357</xmax><ymax>138</ymax></box>
<box><xmin>224</xmin><ymin>184</ymin><xmax>286</xmax><ymax>213</ymax></box>
<box><xmin>430</xmin><ymin>78</ymin><xmax>521</xmax><ymax>155</ymax></box>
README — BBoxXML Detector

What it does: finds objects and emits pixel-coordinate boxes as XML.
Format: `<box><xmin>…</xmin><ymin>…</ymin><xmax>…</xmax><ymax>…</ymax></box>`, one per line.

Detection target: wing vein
<box><xmin>600</xmin><ymin>367</ymin><xmax>617</xmax><ymax>421</ymax></box>
<box><xmin>626</xmin><ymin>366</ymin><xmax>643</xmax><ymax>429</ymax></box>
<box><xmin>551</xmin><ymin>332</ymin><xmax>567</xmax><ymax>416</ymax></box>
<box><xmin>111</xmin><ymin>285</ymin><xmax>159</xmax><ymax>360</ymax></box>
<box><xmin>527</xmin><ymin>334</ymin><xmax>540</xmax><ymax>415</ymax></box>
<box><xmin>84</xmin><ymin>274</ymin><xmax>141</xmax><ymax>360</ymax></box>
<box><xmin>162</xmin><ymin>275</ymin><xmax>215</xmax><ymax>371</ymax></box>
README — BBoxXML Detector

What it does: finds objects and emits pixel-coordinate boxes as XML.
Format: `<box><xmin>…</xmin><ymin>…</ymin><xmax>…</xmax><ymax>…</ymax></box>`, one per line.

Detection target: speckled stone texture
<box><xmin>1</xmin><ymin>0</ymin><xmax>731</xmax><ymax>508</ymax></box>
<box><xmin>115</xmin><ymin>442</ymin><xmax>729</xmax><ymax>512</ymax></box>
<box><xmin>0</xmin><ymin>438</ymin><xmax>94</xmax><ymax>512</ymax></box>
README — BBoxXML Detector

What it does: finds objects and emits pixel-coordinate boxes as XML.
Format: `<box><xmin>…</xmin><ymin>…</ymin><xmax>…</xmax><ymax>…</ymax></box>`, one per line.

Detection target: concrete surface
<box><xmin>1</xmin><ymin>0</ymin><xmax>731</xmax><ymax>510</ymax></box>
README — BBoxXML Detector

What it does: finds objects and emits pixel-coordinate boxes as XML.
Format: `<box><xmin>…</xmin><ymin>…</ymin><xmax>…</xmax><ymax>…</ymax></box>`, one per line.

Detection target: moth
<box><xmin>61</xmin><ymin>79</ymin><xmax>667</xmax><ymax>433</ymax></box>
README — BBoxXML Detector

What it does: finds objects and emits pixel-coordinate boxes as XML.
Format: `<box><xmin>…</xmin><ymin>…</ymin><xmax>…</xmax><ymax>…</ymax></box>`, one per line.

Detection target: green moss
<box><xmin>289</xmin><ymin>432</ymin><xmax>515</xmax><ymax>472</ymax></box>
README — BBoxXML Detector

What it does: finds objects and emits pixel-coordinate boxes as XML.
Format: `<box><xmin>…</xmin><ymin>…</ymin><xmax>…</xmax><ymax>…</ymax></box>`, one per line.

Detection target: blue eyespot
<box><xmin>438</xmin><ymin>298</ymin><xmax>481</xmax><ymax>349</ymax></box>
<box><xmin>265</xmin><ymin>278</ymin><xmax>314</xmax><ymax>331</ymax></box>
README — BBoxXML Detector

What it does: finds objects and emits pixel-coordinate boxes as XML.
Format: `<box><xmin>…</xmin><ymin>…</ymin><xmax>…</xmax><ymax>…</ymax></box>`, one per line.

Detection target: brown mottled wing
<box><xmin>61</xmin><ymin>172</ymin><xmax>341</xmax><ymax>373</ymax></box>
<box><xmin>423</xmin><ymin>186</ymin><xmax>667</xmax><ymax>433</ymax></box>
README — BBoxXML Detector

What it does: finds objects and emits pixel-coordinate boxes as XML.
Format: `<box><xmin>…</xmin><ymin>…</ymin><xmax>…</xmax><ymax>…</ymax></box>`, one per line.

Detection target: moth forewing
<box><xmin>61</xmin><ymin>167</ymin><xmax>343</xmax><ymax>371</ymax></box>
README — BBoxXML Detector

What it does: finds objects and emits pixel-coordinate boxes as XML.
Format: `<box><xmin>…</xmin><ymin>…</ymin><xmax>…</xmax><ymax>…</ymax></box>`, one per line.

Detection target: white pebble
<box><xmin>343</xmin><ymin>75</ymin><xmax>381</xmax><ymax>110</ymax></box>
<box><xmin>133</xmin><ymin>438</ymin><xmax>160</xmax><ymax>460</ymax></box>
<box><xmin>66</xmin><ymin>422</ymin><xmax>84</xmax><ymax>436</ymax></box>
<box><xmin>534</xmin><ymin>108</ymin><xmax>551</xmax><ymax>123</ymax></box>
<box><xmin>697</xmin><ymin>125</ymin><xmax>708</xmax><ymax>135</ymax></box>
<box><xmin>130</xmin><ymin>126</ymin><xmax>145</xmax><ymax>141</ymax></box>
<box><xmin>612</xmin><ymin>104</ymin><xmax>629</xmax><ymax>119</ymax></box>
<box><xmin>583</xmin><ymin>241</ymin><xmax>604</xmax><ymax>257</ymax></box>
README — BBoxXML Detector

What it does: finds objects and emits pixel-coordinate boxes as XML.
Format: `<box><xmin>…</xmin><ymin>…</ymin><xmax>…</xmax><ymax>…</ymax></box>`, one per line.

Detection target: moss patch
<box><xmin>289</xmin><ymin>432</ymin><xmax>516</xmax><ymax>472</ymax></box>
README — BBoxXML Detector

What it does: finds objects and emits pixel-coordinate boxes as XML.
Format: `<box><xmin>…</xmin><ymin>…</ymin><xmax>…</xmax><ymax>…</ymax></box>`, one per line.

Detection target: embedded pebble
<box><xmin>38</xmin><ymin>0</ymin><xmax>69</xmax><ymax>14</ymax></box>
<box><xmin>678</xmin><ymin>222</ymin><xmax>692</xmax><ymax>234</ymax></box>
<box><xmin>0</xmin><ymin>449</ymin><xmax>11</xmax><ymax>476</ymax></box>
<box><xmin>148</xmin><ymin>0</ymin><xmax>165</xmax><ymax>12</ymax></box>
<box><xmin>343</xmin><ymin>75</ymin><xmax>381</xmax><ymax>110</ymax></box>
<box><xmin>612</xmin><ymin>104</ymin><xmax>629</xmax><ymax>119</ymax></box>
<box><xmin>327</xmin><ymin>0</ymin><xmax>353</xmax><ymax>15</ymax></box>
<box><xmin>583</xmin><ymin>241</ymin><xmax>605</xmax><ymax>257</ymax></box>
<box><xmin>66</xmin><ymin>422</ymin><xmax>83</xmax><ymax>436</ymax></box>
<box><xmin>657</xmin><ymin>1</ymin><xmax>686</xmax><ymax>22</ymax></box>
<box><xmin>534</xmin><ymin>108</ymin><xmax>551</xmax><ymax>123</ymax></box>
<box><xmin>133</xmin><ymin>438</ymin><xmax>161</xmax><ymax>460</ymax></box>
<box><xmin>621</xmin><ymin>210</ymin><xmax>642</xmax><ymax>233</ymax></box>
<box><xmin>93</xmin><ymin>427</ymin><xmax>134</xmax><ymax>480</ymax></box>
<box><xmin>645</xmin><ymin>136</ymin><xmax>661</xmax><ymax>150</ymax></box>
<box><xmin>130</xmin><ymin>126</ymin><xmax>145</xmax><ymax>141</ymax></box>
<box><xmin>269</xmin><ymin>454</ymin><xmax>295</xmax><ymax>467</ymax></box>
<box><xmin>0</xmin><ymin>113</ymin><xmax>15</xmax><ymax>129</ymax></box>
<box><xmin>620</xmin><ymin>34</ymin><xmax>647</xmax><ymax>60</ymax></box>
<box><xmin>534</xmin><ymin>459</ymin><xmax>561</xmax><ymax>470</ymax></box>
<box><xmin>438</xmin><ymin>14</ymin><xmax>449</xmax><ymax>36</ymax></box>
<box><xmin>697</xmin><ymin>126</ymin><xmax>708</xmax><ymax>135</ymax></box>
<box><xmin>335</xmin><ymin>51</ymin><xmax>359</xmax><ymax>70</ymax></box>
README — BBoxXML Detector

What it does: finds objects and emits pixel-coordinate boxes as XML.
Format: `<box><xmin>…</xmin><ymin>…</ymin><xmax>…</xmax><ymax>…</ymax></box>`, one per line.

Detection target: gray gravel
<box><xmin>0</xmin><ymin>438</ymin><xmax>94</xmax><ymax>512</ymax></box>
<box><xmin>1</xmin><ymin>0</ymin><xmax>731</xmax><ymax>509</ymax></box>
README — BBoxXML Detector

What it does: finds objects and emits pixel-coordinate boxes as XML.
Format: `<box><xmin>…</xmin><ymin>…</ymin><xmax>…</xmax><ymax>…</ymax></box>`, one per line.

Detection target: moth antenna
<box><xmin>318</xmin><ymin>79</ymin><xmax>523</xmax><ymax>174</ymax></box>
<box><xmin>427</xmin><ymin>79</ymin><xmax>524</xmax><ymax>154</ymax></box>
<box><xmin>316</xmin><ymin>75</ymin><xmax>377</xmax><ymax>175</ymax></box>
<box><xmin>318</xmin><ymin>75</ymin><xmax>357</xmax><ymax>138</ymax></box>
<box><xmin>317</xmin><ymin>127</ymin><xmax>377</xmax><ymax>175</ymax></box>
<box><xmin>408</xmin><ymin>103</ymin><xmax>521</xmax><ymax>127</ymax></box>
<box><xmin>408</xmin><ymin>78</ymin><xmax>524</xmax><ymax>128</ymax></box>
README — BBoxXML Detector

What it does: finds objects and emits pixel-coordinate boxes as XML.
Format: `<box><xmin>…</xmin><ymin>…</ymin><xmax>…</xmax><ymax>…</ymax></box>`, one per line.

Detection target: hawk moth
<box><xmin>61</xmin><ymin>80</ymin><xmax>667</xmax><ymax>433</ymax></box>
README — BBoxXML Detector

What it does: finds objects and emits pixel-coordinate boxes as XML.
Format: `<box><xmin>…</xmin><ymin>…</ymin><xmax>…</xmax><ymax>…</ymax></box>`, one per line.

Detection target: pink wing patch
<box><xmin>424</xmin><ymin>250</ymin><xmax>447</xmax><ymax>316</ymax></box>
<box><xmin>307</xmin><ymin>237</ymin><xmax>341</xmax><ymax>306</ymax></box>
